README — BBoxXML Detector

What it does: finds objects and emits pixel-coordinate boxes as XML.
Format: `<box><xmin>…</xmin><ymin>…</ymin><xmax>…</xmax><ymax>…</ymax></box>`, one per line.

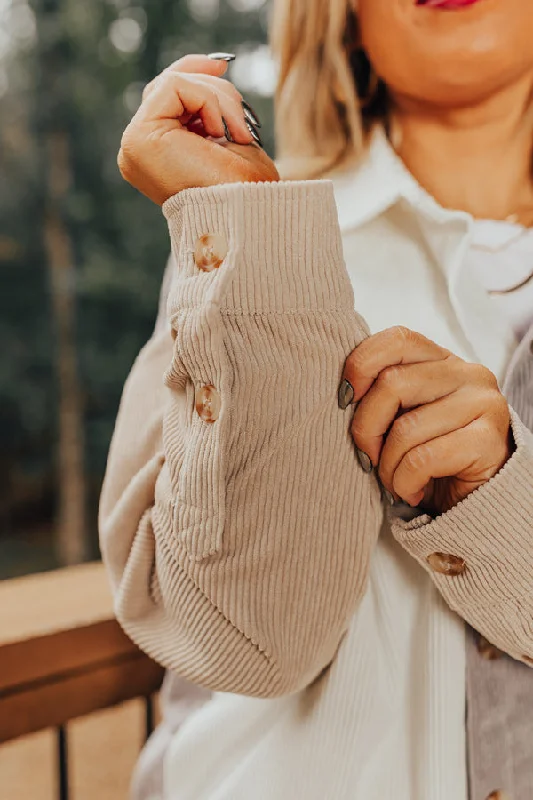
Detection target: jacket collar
<box><xmin>332</xmin><ymin>128</ymin><xmax>516</xmax><ymax>380</ymax></box>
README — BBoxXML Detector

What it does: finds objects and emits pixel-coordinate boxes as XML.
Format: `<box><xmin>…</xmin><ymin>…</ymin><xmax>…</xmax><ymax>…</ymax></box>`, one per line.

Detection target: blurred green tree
<box><xmin>0</xmin><ymin>0</ymin><xmax>274</xmax><ymax>575</ymax></box>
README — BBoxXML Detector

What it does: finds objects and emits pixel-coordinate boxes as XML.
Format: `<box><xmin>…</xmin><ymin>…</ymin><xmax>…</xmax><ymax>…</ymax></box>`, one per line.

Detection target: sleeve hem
<box><xmin>391</xmin><ymin>408</ymin><xmax>533</xmax><ymax>660</ymax></box>
<box><xmin>162</xmin><ymin>180</ymin><xmax>358</xmax><ymax>318</ymax></box>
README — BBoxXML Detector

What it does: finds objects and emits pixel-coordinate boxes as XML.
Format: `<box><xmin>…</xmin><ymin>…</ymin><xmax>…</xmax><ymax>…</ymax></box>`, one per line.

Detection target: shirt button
<box><xmin>522</xmin><ymin>654</ymin><xmax>533</xmax><ymax>666</ymax></box>
<box><xmin>426</xmin><ymin>552</ymin><xmax>466</xmax><ymax>576</ymax></box>
<box><xmin>486</xmin><ymin>792</ymin><xmax>511</xmax><ymax>800</ymax></box>
<box><xmin>195</xmin><ymin>385</ymin><xmax>221</xmax><ymax>423</ymax></box>
<box><xmin>477</xmin><ymin>635</ymin><xmax>503</xmax><ymax>661</ymax></box>
<box><xmin>194</xmin><ymin>233</ymin><xmax>228</xmax><ymax>272</ymax></box>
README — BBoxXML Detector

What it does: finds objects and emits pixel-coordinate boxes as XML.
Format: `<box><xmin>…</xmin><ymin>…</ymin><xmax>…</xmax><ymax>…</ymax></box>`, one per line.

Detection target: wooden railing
<box><xmin>0</xmin><ymin>563</ymin><xmax>165</xmax><ymax>799</ymax></box>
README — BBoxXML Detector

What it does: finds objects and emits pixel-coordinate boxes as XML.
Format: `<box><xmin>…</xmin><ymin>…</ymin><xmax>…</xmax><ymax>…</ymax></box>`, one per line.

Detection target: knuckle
<box><xmin>471</xmin><ymin>363</ymin><xmax>498</xmax><ymax>388</ymax></box>
<box><xmin>496</xmin><ymin>395</ymin><xmax>511</xmax><ymax>421</ymax></box>
<box><xmin>486</xmin><ymin>387</ymin><xmax>507</xmax><ymax>412</ymax></box>
<box><xmin>120</xmin><ymin>126</ymin><xmax>136</xmax><ymax>156</ymax></box>
<box><xmin>378</xmin><ymin>365</ymin><xmax>402</xmax><ymax>392</ymax></box>
<box><xmin>142</xmin><ymin>78</ymin><xmax>156</xmax><ymax>100</ymax></box>
<box><xmin>117</xmin><ymin>147</ymin><xmax>133</xmax><ymax>181</ymax></box>
<box><xmin>157</xmin><ymin>70</ymin><xmax>183</xmax><ymax>94</ymax></box>
<box><xmin>390</xmin><ymin>325</ymin><xmax>414</xmax><ymax>344</ymax></box>
<box><xmin>161</xmin><ymin>70</ymin><xmax>179</xmax><ymax>87</ymax></box>
<box><xmin>345</xmin><ymin>347</ymin><xmax>364</xmax><ymax>377</ymax></box>
<box><xmin>390</xmin><ymin>413</ymin><xmax>416</xmax><ymax>443</ymax></box>
<box><xmin>445</xmin><ymin>353</ymin><xmax>464</xmax><ymax>371</ymax></box>
<box><xmin>472</xmin><ymin>420</ymin><xmax>492</xmax><ymax>450</ymax></box>
<box><xmin>403</xmin><ymin>444</ymin><xmax>428</xmax><ymax>474</ymax></box>
<box><xmin>484</xmin><ymin>400</ymin><xmax>510</xmax><ymax>436</ymax></box>
<box><xmin>117</xmin><ymin>148</ymin><xmax>127</xmax><ymax>177</ymax></box>
<box><xmin>117</xmin><ymin>127</ymin><xmax>139</xmax><ymax>178</ymax></box>
<box><xmin>222</xmin><ymin>78</ymin><xmax>243</xmax><ymax>101</ymax></box>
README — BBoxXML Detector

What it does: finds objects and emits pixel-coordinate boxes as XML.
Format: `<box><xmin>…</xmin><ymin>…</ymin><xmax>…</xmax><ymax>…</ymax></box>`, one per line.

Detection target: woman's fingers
<box><xmin>183</xmin><ymin>74</ymin><xmax>253</xmax><ymax>144</ymax></box>
<box><xmin>391</xmin><ymin>417</ymin><xmax>508</xmax><ymax>508</ymax></box>
<box><xmin>136</xmin><ymin>71</ymin><xmax>253</xmax><ymax>145</ymax></box>
<box><xmin>342</xmin><ymin>325</ymin><xmax>512</xmax><ymax>513</ymax></box>
<box><xmin>342</xmin><ymin>326</ymin><xmax>451</xmax><ymax>403</ymax></box>
<box><xmin>142</xmin><ymin>54</ymin><xmax>230</xmax><ymax>101</ymax></box>
<box><xmin>118</xmin><ymin>53</ymin><xmax>278</xmax><ymax>204</ymax></box>
<box><xmin>135</xmin><ymin>72</ymin><xmax>225</xmax><ymax>137</ymax></box>
<box><xmin>169</xmin><ymin>53</ymin><xmax>234</xmax><ymax>74</ymax></box>
<box><xmin>376</xmin><ymin>387</ymin><xmax>496</xmax><ymax>496</ymax></box>
<box><xmin>141</xmin><ymin>55</ymin><xmax>253</xmax><ymax>145</ymax></box>
<box><xmin>350</xmin><ymin>358</ymin><xmax>465</xmax><ymax>465</ymax></box>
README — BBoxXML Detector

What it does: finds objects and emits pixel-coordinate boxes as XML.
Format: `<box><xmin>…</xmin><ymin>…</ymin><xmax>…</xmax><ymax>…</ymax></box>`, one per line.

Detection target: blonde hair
<box><xmin>271</xmin><ymin>0</ymin><xmax>388</xmax><ymax>179</ymax></box>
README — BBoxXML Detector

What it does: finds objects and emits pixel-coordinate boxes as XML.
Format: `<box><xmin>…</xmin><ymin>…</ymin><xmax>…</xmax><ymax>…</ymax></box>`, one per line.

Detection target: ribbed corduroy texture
<box><xmin>392</xmin><ymin>407</ymin><xmax>533</xmax><ymax>666</ymax></box>
<box><xmin>99</xmin><ymin>180</ymin><xmax>382</xmax><ymax>697</ymax></box>
<box><xmin>464</xmin><ymin>326</ymin><xmax>533</xmax><ymax>800</ymax></box>
<box><xmin>100</xmin><ymin>140</ymin><xmax>533</xmax><ymax>800</ymax></box>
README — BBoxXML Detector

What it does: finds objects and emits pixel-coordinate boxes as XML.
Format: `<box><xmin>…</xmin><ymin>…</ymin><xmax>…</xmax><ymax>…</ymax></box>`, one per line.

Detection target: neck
<box><xmin>391</xmin><ymin>79</ymin><xmax>533</xmax><ymax>224</ymax></box>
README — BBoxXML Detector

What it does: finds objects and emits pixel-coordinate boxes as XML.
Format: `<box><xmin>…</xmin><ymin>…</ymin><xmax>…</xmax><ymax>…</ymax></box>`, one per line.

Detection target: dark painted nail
<box><xmin>338</xmin><ymin>379</ymin><xmax>354</xmax><ymax>410</ymax></box>
<box><xmin>208</xmin><ymin>52</ymin><xmax>236</xmax><ymax>62</ymax></box>
<box><xmin>383</xmin><ymin>489</ymin><xmax>395</xmax><ymax>507</ymax></box>
<box><xmin>245</xmin><ymin>119</ymin><xmax>263</xmax><ymax>148</ymax></box>
<box><xmin>242</xmin><ymin>100</ymin><xmax>261</xmax><ymax>127</ymax></box>
<box><xmin>222</xmin><ymin>117</ymin><xmax>234</xmax><ymax>143</ymax></box>
<box><xmin>356</xmin><ymin>449</ymin><xmax>373</xmax><ymax>474</ymax></box>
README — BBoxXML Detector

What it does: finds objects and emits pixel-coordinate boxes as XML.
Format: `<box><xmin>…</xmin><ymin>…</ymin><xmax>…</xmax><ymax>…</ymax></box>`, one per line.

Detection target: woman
<box><xmin>99</xmin><ymin>0</ymin><xmax>533</xmax><ymax>798</ymax></box>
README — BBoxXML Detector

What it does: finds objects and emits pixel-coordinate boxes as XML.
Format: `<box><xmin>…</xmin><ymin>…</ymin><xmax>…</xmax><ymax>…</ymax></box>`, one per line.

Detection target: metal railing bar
<box><xmin>145</xmin><ymin>694</ymin><xmax>155</xmax><ymax>741</ymax></box>
<box><xmin>57</xmin><ymin>724</ymin><xmax>69</xmax><ymax>800</ymax></box>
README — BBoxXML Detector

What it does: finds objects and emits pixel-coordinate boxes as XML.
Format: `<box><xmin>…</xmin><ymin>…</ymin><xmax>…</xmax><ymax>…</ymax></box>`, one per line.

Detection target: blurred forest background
<box><xmin>0</xmin><ymin>0</ymin><xmax>275</xmax><ymax>578</ymax></box>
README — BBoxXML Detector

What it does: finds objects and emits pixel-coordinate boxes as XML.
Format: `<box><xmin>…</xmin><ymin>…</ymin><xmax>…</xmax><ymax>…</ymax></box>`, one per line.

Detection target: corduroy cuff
<box><xmin>392</xmin><ymin>409</ymin><xmax>533</xmax><ymax>664</ymax></box>
<box><xmin>162</xmin><ymin>180</ymin><xmax>355</xmax><ymax>316</ymax></box>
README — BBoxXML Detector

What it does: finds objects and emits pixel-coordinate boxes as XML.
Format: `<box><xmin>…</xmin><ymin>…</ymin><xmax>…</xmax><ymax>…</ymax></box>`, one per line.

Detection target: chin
<box><xmin>360</xmin><ymin>0</ymin><xmax>533</xmax><ymax>111</ymax></box>
<box><xmin>392</xmin><ymin>53</ymin><xmax>532</xmax><ymax>110</ymax></box>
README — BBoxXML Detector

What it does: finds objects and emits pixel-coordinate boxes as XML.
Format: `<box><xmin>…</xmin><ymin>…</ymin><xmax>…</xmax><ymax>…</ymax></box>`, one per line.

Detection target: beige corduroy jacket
<box><xmin>99</xmin><ymin>179</ymin><xmax>533</xmax><ymax>707</ymax></box>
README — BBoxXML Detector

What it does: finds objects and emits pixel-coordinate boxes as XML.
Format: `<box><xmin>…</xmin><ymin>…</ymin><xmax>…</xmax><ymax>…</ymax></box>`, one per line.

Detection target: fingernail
<box><xmin>356</xmin><ymin>449</ymin><xmax>373</xmax><ymax>474</ymax></box>
<box><xmin>382</xmin><ymin>489</ymin><xmax>395</xmax><ymax>507</ymax></box>
<box><xmin>242</xmin><ymin>100</ymin><xmax>261</xmax><ymax>128</ymax></box>
<box><xmin>208</xmin><ymin>52</ymin><xmax>236</xmax><ymax>62</ymax></box>
<box><xmin>222</xmin><ymin>117</ymin><xmax>234</xmax><ymax>143</ymax></box>
<box><xmin>245</xmin><ymin>119</ymin><xmax>263</xmax><ymax>148</ymax></box>
<box><xmin>338</xmin><ymin>379</ymin><xmax>354</xmax><ymax>410</ymax></box>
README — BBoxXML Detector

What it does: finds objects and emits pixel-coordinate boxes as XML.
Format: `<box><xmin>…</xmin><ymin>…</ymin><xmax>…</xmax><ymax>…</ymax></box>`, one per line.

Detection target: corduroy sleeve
<box><xmin>391</xmin><ymin>409</ymin><xmax>533</xmax><ymax>666</ymax></box>
<box><xmin>99</xmin><ymin>180</ymin><xmax>383</xmax><ymax>698</ymax></box>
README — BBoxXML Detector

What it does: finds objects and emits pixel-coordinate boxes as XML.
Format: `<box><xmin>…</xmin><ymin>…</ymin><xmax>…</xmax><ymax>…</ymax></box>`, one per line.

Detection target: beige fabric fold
<box><xmin>99</xmin><ymin>181</ymin><xmax>381</xmax><ymax>697</ymax></box>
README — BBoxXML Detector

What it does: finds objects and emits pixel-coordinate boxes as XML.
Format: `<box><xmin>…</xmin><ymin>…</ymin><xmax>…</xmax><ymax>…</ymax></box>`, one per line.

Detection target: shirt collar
<box><xmin>332</xmin><ymin>127</ymin><xmax>472</xmax><ymax>274</ymax></box>
<box><xmin>333</xmin><ymin>127</ymin><xmax>410</xmax><ymax>231</ymax></box>
<box><xmin>331</xmin><ymin>127</ymin><xmax>516</xmax><ymax>381</ymax></box>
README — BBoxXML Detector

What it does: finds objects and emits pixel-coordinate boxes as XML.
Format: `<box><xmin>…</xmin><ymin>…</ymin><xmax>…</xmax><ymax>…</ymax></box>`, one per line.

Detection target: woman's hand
<box><xmin>118</xmin><ymin>54</ymin><xmax>279</xmax><ymax>205</ymax></box>
<box><xmin>340</xmin><ymin>326</ymin><xmax>513</xmax><ymax>514</ymax></box>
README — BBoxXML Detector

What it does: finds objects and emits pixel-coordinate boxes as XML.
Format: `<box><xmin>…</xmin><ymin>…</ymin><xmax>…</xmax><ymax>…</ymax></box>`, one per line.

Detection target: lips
<box><xmin>417</xmin><ymin>0</ymin><xmax>481</xmax><ymax>8</ymax></box>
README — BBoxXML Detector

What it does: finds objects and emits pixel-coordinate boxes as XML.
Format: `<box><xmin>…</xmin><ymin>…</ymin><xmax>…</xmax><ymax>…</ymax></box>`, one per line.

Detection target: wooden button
<box><xmin>486</xmin><ymin>791</ymin><xmax>510</xmax><ymax>800</ymax></box>
<box><xmin>426</xmin><ymin>552</ymin><xmax>466</xmax><ymax>576</ymax></box>
<box><xmin>194</xmin><ymin>233</ymin><xmax>228</xmax><ymax>272</ymax></box>
<box><xmin>195</xmin><ymin>385</ymin><xmax>221</xmax><ymax>423</ymax></box>
<box><xmin>477</xmin><ymin>635</ymin><xmax>503</xmax><ymax>661</ymax></box>
<box><xmin>522</xmin><ymin>654</ymin><xmax>533</xmax><ymax>666</ymax></box>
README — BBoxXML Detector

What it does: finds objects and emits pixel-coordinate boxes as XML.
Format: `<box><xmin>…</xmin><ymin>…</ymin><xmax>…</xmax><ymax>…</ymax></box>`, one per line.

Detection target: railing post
<box><xmin>57</xmin><ymin>724</ymin><xmax>69</xmax><ymax>800</ymax></box>
<box><xmin>144</xmin><ymin>694</ymin><xmax>155</xmax><ymax>741</ymax></box>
